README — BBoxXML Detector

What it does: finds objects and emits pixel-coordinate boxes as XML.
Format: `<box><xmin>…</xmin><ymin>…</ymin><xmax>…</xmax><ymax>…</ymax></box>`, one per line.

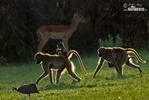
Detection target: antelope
<box><xmin>36</xmin><ymin>13</ymin><xmax>85</xmax><ymax>51</ymax></box>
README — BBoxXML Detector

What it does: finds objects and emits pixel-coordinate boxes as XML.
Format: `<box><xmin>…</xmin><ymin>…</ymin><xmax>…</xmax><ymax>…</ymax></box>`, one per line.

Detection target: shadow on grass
<box><xmin>104</xmin><ymin>74</ymin><xmax>136</xmax><ymax>80</ymax></box>
<box><xmin>39</xmin><ymin>74</ymin><xmax>143</xmax><ymax>91</ymax></box>
<box><xmin>39</xmin><ymin>81</ymin><xmax>97</xmax><ymax>91</ymax></box>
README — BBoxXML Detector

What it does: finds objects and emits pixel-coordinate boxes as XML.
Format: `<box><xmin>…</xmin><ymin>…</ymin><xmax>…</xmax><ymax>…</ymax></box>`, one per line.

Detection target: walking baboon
<box><xmin>34</xmin><ymin>51</ymin><xmax>86</xmax><ymax>84</ymax></box>
<box><xmin>107</xmin><ymin>56</ymin><xmax>138</xmax><ymax>68</ymax></box>
<box><xmin>56</xmin><ymin>42</ymin><xmax>87</xmax><ymax>73</ymax></box>
<box><xmin>93</xmin><ymin>47</ymin><xmax>146</xmax><ymax>78</ymax></box>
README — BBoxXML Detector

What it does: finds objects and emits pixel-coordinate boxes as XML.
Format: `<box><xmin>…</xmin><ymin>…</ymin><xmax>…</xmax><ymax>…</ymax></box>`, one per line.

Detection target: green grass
<box><xmin>0</xmin><ymin>50</ymin><xmax>149</xmax><ymax>100</ymax></box>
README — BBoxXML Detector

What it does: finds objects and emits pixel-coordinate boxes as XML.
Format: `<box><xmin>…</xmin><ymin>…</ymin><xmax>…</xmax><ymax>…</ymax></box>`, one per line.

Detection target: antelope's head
<box><xmin>72</xmin><ymin>13</ymin><xmax>86</xmax><ymax>23</ymax></box>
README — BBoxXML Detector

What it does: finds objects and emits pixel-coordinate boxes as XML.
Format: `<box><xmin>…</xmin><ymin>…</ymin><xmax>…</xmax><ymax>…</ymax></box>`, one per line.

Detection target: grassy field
<box><xmin>0</xmin><ymin>50</ymin><xmax>149</xmax><ymax>100</ymax></box>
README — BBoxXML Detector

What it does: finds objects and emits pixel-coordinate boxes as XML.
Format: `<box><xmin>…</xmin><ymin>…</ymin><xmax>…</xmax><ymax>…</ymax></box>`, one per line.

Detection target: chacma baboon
<box><xmin>34</xmin><ymin>51</ymin><xmax>87</xmax><ymax>84</ymax></box>
<box><xmin>56</xmin><ymin>42</ymin><xmax>87</xmax><ymax>73</ymax></box>
<box><xmin>56</xmin><ymin>42</ymin><xmax>68</xmax><ymax>57</ymax></box>
<box><xmin>93</xmin><ymin>47</ymin><xmax>146</xmax><ymax>78</ymax></box>
<box><xmin>107</xmin><ymin>56</ymin><xmax>138</xmax><ymax>68</ymax></box>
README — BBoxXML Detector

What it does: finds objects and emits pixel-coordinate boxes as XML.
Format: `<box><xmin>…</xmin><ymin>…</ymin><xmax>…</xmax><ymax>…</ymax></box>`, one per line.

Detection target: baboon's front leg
<box><xmin>93</xmin><ymin>57</ymin><xmax>104</xmax><ymax>78</ymax></box>
<box><xmin>35</xmin><ymin>72</ymin><xmax>48</xmax><ymax>84</ymax></box>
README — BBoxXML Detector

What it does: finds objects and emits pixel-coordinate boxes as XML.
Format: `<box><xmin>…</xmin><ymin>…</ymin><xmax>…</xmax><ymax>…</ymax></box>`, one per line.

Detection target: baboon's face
<box><xmin>57</xmin><ymin>43</ymin><xmax>64</xmax><ymax>49</ymax></box>
<box><xmin>35</xmin><ymin>54</ymin><xmax>42</xmax><ymax>64</ymax></box>
<box><xmin>97</xmin><ymin>48</ymin><xmax>106</xmax><ymax>57</ymax></box>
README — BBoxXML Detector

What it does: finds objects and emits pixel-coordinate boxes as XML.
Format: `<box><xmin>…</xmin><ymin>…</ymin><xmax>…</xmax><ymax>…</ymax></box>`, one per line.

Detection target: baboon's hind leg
<box><xmin>126</xmin><ymin>60</ymin><xmax>142</xmax><ymax>73</ymax></box>
<box><xmin>66</xmin><ymin>61</ymin><xmax>81</xmax><ymax>82</ymax></box>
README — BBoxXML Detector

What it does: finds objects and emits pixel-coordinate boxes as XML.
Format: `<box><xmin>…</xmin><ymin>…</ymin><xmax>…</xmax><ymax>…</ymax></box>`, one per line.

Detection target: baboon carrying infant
<box><xmin>93</xmin><ymin>47</ymin><xmax>146</xmax><ymax>78</ymax></box>
<box><xmin>34</xmin><ymin>43</ymin><xmax>87</xmax><ymax>84</ymax></box>
<box><xmin>56</xmin><ymin>42</ymin><xmax>87</xmax><ymax>72</ymax></box>
<box><xmin>56</xmin><ymin>42</ymin><xmax>68</xmax><ymax>57</ymax></box>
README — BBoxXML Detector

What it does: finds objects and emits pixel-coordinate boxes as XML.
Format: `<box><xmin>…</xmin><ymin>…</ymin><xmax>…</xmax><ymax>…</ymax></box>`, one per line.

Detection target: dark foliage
<box><xmin>0</xmin><ymin>0</ymin><xmax>149</xmax><ymax>61</ymax></box>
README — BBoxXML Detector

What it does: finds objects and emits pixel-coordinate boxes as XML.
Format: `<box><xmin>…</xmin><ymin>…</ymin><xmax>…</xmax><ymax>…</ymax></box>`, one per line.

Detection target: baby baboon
<box><xmin>56</xmin><ymin>42</ymin><xmax>68</xmax><ymax>57</ymax></box>
<box><xmin>34</xmin><ymin>51</ymin><xmax>86</xmax><ymax>84</ymax></box>
<box><xmin>93</xmin><ymin>47</ymin><xmax>146</xmax><ymax>78</ymax></box>
<box><xmin>56</xmin><ymin>42</ymin><xmax>87</xmax><ymax>73</ymax></box>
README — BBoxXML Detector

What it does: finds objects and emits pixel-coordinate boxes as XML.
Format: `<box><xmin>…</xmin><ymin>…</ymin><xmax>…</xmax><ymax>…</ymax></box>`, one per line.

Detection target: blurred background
<box><xmin>0</xmin><ymin>0</ymin><xmax>149</xmax><ymax>63</ymax></box>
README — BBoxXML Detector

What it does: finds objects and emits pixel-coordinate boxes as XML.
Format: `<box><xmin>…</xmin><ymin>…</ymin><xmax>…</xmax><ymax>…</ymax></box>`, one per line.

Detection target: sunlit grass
<box><xmin>0</xmin><ymin>50</ymin><xmax>149</xmax><ymax>100</ymax></box>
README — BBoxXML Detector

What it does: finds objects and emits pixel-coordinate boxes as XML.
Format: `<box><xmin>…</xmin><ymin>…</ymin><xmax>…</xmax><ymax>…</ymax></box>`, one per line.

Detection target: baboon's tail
<box><xmin>67</xmin><ymin>50</ymin><xmax>87</xmax><ymax>73</ymax></box>
<box><xmin>126</xmin><ymin>48</ymin><xmax>146</xmax><ymax>63</ymax></box>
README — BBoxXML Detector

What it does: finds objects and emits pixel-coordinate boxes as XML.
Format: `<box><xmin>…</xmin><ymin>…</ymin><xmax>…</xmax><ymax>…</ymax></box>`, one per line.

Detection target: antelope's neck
<box><xmin>68</xmin><ymin>19</ymin><xmax>80</xmax><ymax>36</ymax></box>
